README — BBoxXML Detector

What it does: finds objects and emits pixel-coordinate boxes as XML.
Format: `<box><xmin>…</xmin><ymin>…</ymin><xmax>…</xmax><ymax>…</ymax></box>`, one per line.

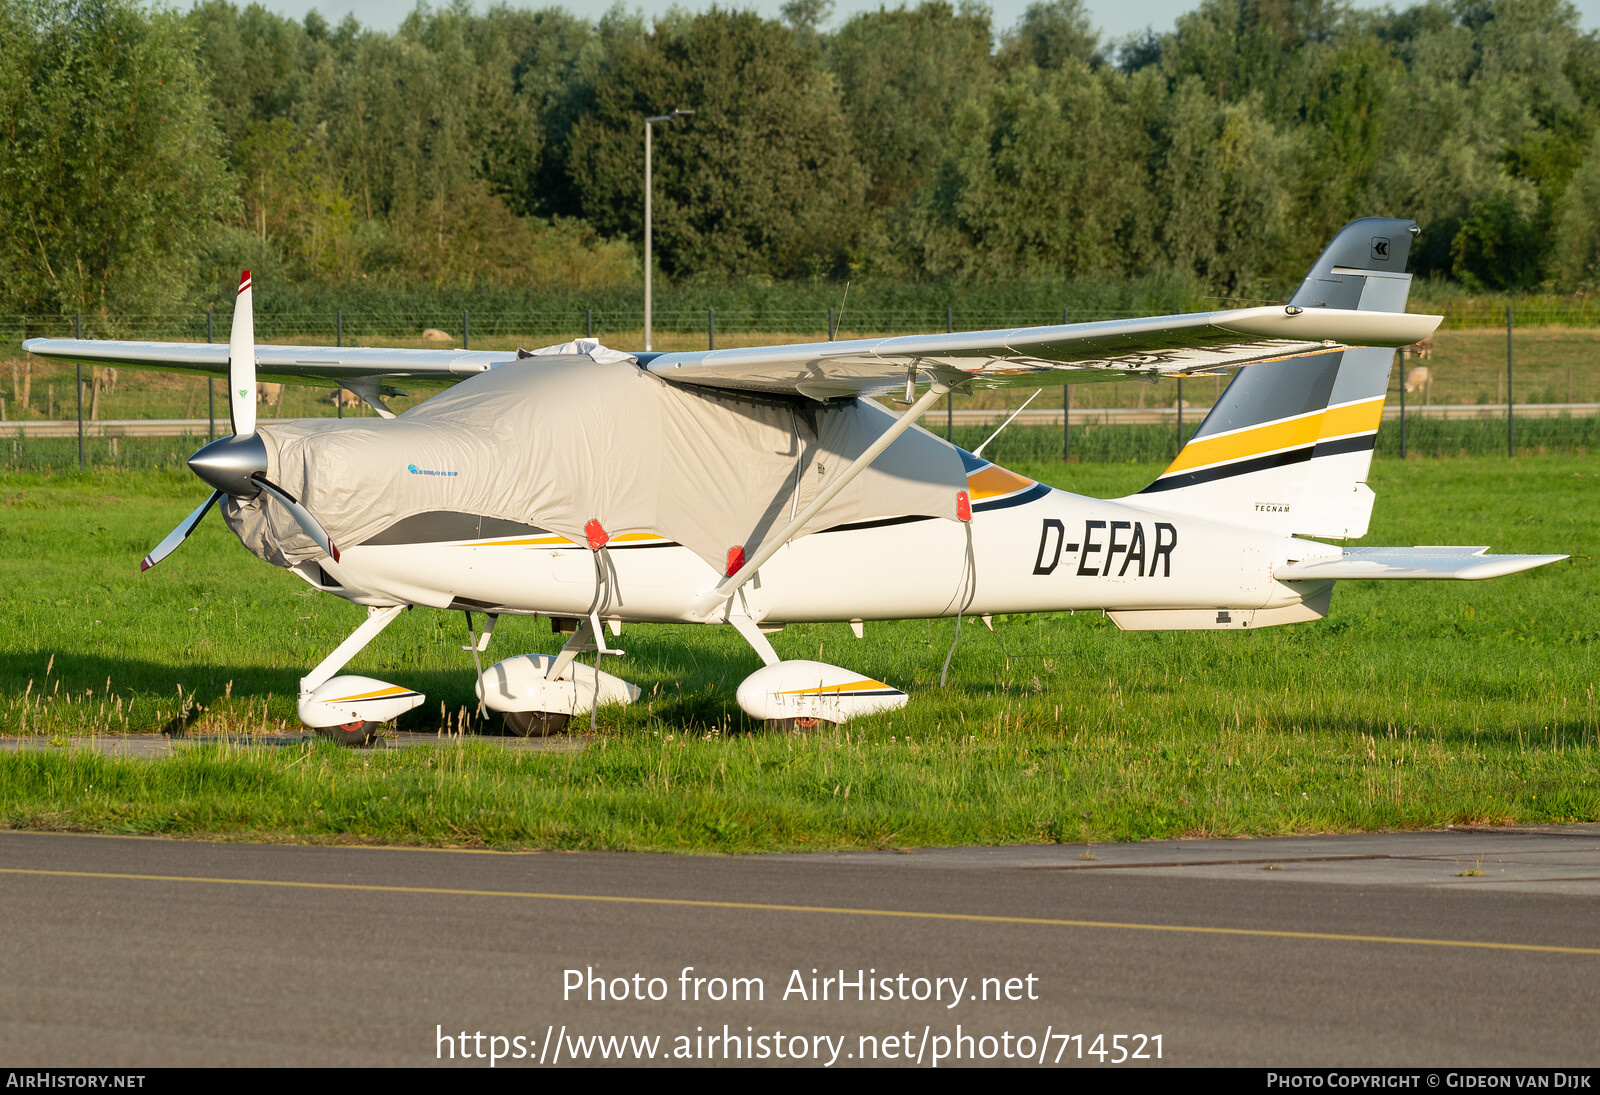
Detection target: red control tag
<box><xmin>585</xmin><ymin>519</ymin><xmax>609</xmax><ymax>550</ymax></box>
<box><xmin>956</xmin><ymin>491</ymin><xmax>972</xmax><ymax>522</ymax></box>
<box><xmin>726</xmin><ymin>545</ymin><xmax>746</xmax><ymax>576</ymax></box>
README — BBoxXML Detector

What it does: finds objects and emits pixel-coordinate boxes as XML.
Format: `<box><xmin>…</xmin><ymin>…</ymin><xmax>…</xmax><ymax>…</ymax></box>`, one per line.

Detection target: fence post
<box><xmin>708</xmin><ymin>307</ymin><xmax>715</xmax><ymax>351</ymax></box>
<box><xmin>206</xmin><ymin>311</ymin><xmax>215</xmax><ymax>442</ymax></box>
<box><xmin>586</xmin><ymin>308</ymin><xmax>594</xmax><ymax>340</ymax></box>
<box><xmin>336</xmin><ymin>309</ymin><xmax>343</xmax><ymax>348</ymax></box>
<box><xmin>943</xmin><ymin>307</ymin><xmax>954</xmax><ymax>439</ymax></box>
<box><xmin>1062</xmin><ymin>308</ymin><xmax>1070</xmax><ymax>461</ymax></box>
<box><xmin>1506</xmin><ymin>305</ymin><xmax>1514</xmax><ymax>457</ymax></box>
<box><xmin>463</xmin><ymin>309</ymin><xmax>470</xmax><ymax>351</ymax></box>
<box><xmin>74</xmin><ymin>313</ymin><xmax>83</xmax><ymax>470</ymax></box>
<box><xmin>1398</xmin><ymin>349</ymin><xmax>1407</xmax><ymax>460</ymax></box>
<box><xmin>828</xmin><ymin>307</ymin><xmax>835</xmax><ymax>341</ymax></box>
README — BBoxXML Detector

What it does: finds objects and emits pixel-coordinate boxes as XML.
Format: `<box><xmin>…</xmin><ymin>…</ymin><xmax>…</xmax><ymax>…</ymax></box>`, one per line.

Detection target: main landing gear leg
<box><xmin>297</xmin><ymin>604</ymin><xmax>424</xmax><ymax>746</ymax></box>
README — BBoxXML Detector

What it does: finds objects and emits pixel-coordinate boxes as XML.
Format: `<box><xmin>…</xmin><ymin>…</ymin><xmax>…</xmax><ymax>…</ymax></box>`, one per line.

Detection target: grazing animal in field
<box><xmin>1408</xmin><ymin>335</ymin><xmax>1434</xmax><ymax>360</ymax></box>
<box><xmin>330</xmin><ymin>387</ymin><xmax>362</xmax><ymax>408</ymax></box>
<box><xmin>258</xmin><ymin>382</ymin><xmax>284</xmax><ymax>405</ymax></box>
<box><xmin>1405</xmin><ymin>365</ymin><xmax>1432</xmax><ymax>396</ymax></box>
<box><xmin>421</xmin><ymin>328</ymin><xmax>452</xmax><ymax>342</ymax></box>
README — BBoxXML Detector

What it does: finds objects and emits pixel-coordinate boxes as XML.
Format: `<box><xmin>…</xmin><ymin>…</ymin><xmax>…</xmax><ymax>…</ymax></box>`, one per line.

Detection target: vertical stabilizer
<box><xmin>1131</xmin><ymin>218</ymin><xmax>1418</xmax><ymax>540</ymax></box>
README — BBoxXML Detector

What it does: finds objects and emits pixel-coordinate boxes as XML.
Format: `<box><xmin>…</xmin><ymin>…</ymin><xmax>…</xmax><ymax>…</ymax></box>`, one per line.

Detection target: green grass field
<box><xmin>0</xmin><ymin>454</ymin><xmax>1593</xmax><ymax>850</ymax></box>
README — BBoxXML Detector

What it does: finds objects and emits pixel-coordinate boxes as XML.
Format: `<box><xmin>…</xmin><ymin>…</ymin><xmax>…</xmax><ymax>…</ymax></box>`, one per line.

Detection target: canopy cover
<box><xmin>224</xmin><ymin>355</ymin><xmax>966</xmax><ymax>570</ymax></box>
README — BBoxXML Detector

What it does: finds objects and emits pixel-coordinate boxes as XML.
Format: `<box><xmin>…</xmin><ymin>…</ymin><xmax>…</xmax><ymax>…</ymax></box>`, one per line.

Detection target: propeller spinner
<box><xmin>140</xmin><ymin>270</ymin><xmax>340</xmax><ymax>572</ymax></box>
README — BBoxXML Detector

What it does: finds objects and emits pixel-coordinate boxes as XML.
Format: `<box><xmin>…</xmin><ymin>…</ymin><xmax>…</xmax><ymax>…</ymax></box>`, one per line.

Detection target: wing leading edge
<box><xmin>23</xmin><ymin>304</ymin><xmax>1438</xmax><ymax>403</ymax></box>
<box><xmin>19</xmin><ymin>339</ymin><xmax>514</xmax><ymax>392</ymax></box>
<box><xmin>642</xmin><ymin>305</ymin><xmax>1441</xmax><ymax>401</ymax></box>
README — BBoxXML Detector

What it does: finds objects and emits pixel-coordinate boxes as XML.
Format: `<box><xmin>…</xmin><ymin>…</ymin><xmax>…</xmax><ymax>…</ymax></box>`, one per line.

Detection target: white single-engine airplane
<box><xmin>25</xmin><ymin>218</ymin><xmax>1566</xmax><ymax>743</ymax></box>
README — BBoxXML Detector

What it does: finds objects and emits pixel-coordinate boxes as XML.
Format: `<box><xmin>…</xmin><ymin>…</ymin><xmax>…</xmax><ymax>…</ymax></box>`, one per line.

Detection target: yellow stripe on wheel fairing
<box><xmin>774</xmin><ymin>679</ymin><xmax>901</xmax><ymax>697</ymax></box>
<box><xmin>324</xmin><ymin>685</ymin><xmax>421</xmax><ymax>703</ymax></box>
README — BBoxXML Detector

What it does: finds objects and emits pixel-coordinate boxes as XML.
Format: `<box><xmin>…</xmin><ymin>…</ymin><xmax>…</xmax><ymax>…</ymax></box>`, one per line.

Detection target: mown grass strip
<box><xmin>0</xmin><ymin>455</ymin><xmax>1592</xmax><ymax>849</ymax></box>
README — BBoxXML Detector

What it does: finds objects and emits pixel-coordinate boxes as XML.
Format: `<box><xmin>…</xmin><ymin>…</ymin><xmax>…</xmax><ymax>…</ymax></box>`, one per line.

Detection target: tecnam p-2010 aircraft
<box><xmin>25</xmin><ymin>218</ymin><xmax>1565</xmax><ymax>742</ymax></box>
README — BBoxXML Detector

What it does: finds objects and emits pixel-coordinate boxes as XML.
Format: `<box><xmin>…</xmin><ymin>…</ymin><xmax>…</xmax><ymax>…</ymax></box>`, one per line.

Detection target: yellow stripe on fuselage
<box><xmin>1161</xmin><ymin>397</ymin><xmax>1385</xmax><ymax>476</ymax></box>
<box><xmin>458</xmin><ymin>532</ymin><xmax>667</xmax><ymax>548</ymax></box>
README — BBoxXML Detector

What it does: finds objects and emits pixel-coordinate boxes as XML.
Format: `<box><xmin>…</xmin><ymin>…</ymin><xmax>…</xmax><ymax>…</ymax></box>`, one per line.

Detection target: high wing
<box><xmin>18</xmin><ymin>338</ymin><xmax>511</xmax><ymax>393</ymax></box>
<box><xmin>641</xmin><ymin>305</ymin><xmax>1439</xmax><ymax>401</ymax></box>
<box><xmin>22</xmin><ymin>304</ymin><xmax>1437</xmax><ymax>403</ymax></box>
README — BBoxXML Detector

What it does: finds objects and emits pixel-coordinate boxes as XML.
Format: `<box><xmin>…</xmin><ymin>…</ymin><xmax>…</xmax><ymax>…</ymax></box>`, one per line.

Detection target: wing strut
<box><xmin>691</xmin><ymin>379</ymin><xmax>952</xmax><ymax>619</ymax></box>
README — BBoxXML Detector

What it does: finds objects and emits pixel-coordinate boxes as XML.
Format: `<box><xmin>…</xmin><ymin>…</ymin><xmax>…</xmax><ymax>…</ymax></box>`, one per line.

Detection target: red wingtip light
<box><xmin>956</xmin><ymin>490</ymin><xmax>972</xmax><ymax>522</ymax></box>
<box><xmin>585</xmin><ymin>519</ymin><xmax>610</xmax><ymax>551</ymax></box>
<box><xmin>726</xmin><ymin>545</ymin><xmax>746</xmax><ymax>576</ymax></box>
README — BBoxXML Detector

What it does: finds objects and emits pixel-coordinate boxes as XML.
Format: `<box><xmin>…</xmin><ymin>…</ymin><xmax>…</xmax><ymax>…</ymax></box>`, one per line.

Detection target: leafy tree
<box><xmin>565</xmin><ymin>8</ymin><xmax>865</xmax><ymax>279</ymax></box>
<box><xmin>235</xmin><ymin>117</ymin><xmax>358</xmax><ymax>281</ymax></box>
<box><xmin>1551</xmin><ymin>130</ymin><xmax>1600</xmax><ymax>286</ymax></box>
<box><xmin>0</xmin><ymin>0</ymin><xmax>235</xmax><ymax>315</ymax></box>
<box><xmin>828</xmin><ymin>2</ymin><xmax>995</xmax><ymax>209</ymax></box>
<box><xmin>1152</xmin><ymin>79</ymin><xmax>1292</xmax><ymax>291</ymax></box>
<box><xmin>781</xmin><ymin>0</ymin><xmax>833</xmax><ymax>42</ymax></box>
<box><xmin>999</xmin><ymin>0</ymin><xmax>1104</xmax><ymax>70</ymax></box>
<box><xmin>1285</xmin><ymin>33</ymin><xmax>1405</xmax><ymax>253</ymax></box>
<box><xmin>906</xmin><ymin>64</ymin><xmax>1161</xmax><ymax>279</ymax></box>
<box><xmin>188</xmin><ymin>0</ymin><xmax>325</xmax><ymax>149</ymax></box>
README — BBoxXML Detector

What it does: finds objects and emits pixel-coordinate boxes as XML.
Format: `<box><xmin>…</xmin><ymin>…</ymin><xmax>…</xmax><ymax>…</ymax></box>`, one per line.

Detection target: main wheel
<box><xmin>315</xmin><ymin>719</ymin><xmax>379</xmax><ymax>747</ymax></box>
<box><xmin>763</xmin><ymin>716</ymin><xmax>834</xmax><ymax>733</ymax></box>
<box><xmin>502</xmin><ymin>710</ymin><xmax>571</xmax><ymax>737</ymax></box>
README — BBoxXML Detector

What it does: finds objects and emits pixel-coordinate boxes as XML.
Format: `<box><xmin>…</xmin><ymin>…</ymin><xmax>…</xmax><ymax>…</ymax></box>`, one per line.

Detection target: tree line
<box><xmin>2</xmin><ymin>0</ymin><xmax>1598</xmax><ymax>318</ymax></box>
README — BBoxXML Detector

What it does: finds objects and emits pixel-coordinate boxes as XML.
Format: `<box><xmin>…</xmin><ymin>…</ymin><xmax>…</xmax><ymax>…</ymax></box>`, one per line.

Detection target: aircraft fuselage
<box><xmin>300</xmin><ymin>474</ymin><xmax>1328</xmax><ymax>629</ymax></box>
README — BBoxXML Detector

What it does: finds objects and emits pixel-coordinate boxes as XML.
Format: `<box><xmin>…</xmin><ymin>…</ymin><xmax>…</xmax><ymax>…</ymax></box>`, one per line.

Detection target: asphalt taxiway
<box><xmin>2</xmin><ymin>826</ymin><xmax>1598</xmax><ymax>1066</ymax></box>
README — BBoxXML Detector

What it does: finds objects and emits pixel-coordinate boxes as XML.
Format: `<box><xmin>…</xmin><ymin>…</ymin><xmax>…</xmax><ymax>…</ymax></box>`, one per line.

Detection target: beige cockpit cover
<box><xmin>224</xmin><ymin>355</ymin><xmax>966</xmax><ymax>569</ymax></box>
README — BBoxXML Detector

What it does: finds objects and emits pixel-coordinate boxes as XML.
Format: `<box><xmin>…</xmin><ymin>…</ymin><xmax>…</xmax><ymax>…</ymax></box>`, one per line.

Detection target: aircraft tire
<box><xmin>315</xmin><ymin>720</ymin><xmax>380</xmax><ymax>747</ymax></box>
<box><xmin>762</xmin><ymin>716</ymin><xmax>834</xmax><ymax>733</ymax></box>
<box><xmin>502</xmin><ymin>710</ymin><xmax>570</xmax><ymax>737</ymax></box>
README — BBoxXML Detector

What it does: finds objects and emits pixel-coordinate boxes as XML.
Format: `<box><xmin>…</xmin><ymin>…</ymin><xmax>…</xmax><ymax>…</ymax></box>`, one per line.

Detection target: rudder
<box><xmin>1131</xmin><ymin>217</ymin><xmax>1419</xmax><ymax>540</ymax></box>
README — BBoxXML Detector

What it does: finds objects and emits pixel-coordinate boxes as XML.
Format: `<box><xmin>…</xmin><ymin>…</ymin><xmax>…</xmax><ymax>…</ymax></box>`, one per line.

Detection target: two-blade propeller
<box><xmin>140</xmin><ymin>270</ymin><xmax>340</xmax><ymax>572</ymax></box>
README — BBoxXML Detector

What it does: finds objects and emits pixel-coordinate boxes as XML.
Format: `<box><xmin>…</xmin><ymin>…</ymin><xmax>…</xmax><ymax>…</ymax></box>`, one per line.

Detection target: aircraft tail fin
<box><xmin>1130</xmin><ymin>217</ymin><xmax>1419</xmax><ymax>540</ymax></box>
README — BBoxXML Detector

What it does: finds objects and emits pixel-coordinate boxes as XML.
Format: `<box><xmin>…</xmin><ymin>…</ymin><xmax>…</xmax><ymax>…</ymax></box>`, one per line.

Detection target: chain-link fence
<box><xmin>4</xmin><ymin>300</ymin><xmax>1599</xmax><ymax>345</ymax></box>
<box><xmin>1</xmin><ymin>413</ymin><xmax>1592</xmax><ymax>476</ymax></box>
<box><xmin>0</xmin><ymin>304</ymin><xmax>1594</xmax><ymax>471</ymax></box>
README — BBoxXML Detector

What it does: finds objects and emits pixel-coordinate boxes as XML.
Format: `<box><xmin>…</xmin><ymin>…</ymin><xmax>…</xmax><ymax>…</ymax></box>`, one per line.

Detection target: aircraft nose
<box><xmin>188</xmin><ymin>433</ymin><xmax>268</xmax><ymax>497</ymax></box>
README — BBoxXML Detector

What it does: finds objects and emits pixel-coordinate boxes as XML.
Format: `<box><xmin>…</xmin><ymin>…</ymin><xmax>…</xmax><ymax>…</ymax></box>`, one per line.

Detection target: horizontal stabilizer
<box><xmin>1276</xmin><ymin>547</ymin><xmax>1566</xmax><ymax>581</ymax></box>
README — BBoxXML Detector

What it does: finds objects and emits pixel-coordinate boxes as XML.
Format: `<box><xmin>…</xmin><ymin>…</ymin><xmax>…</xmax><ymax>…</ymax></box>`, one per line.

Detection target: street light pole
<box><xmin>644</xmin><ymin>108</ymin><xmax>693</xmax><ymax>353</ymax></box>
